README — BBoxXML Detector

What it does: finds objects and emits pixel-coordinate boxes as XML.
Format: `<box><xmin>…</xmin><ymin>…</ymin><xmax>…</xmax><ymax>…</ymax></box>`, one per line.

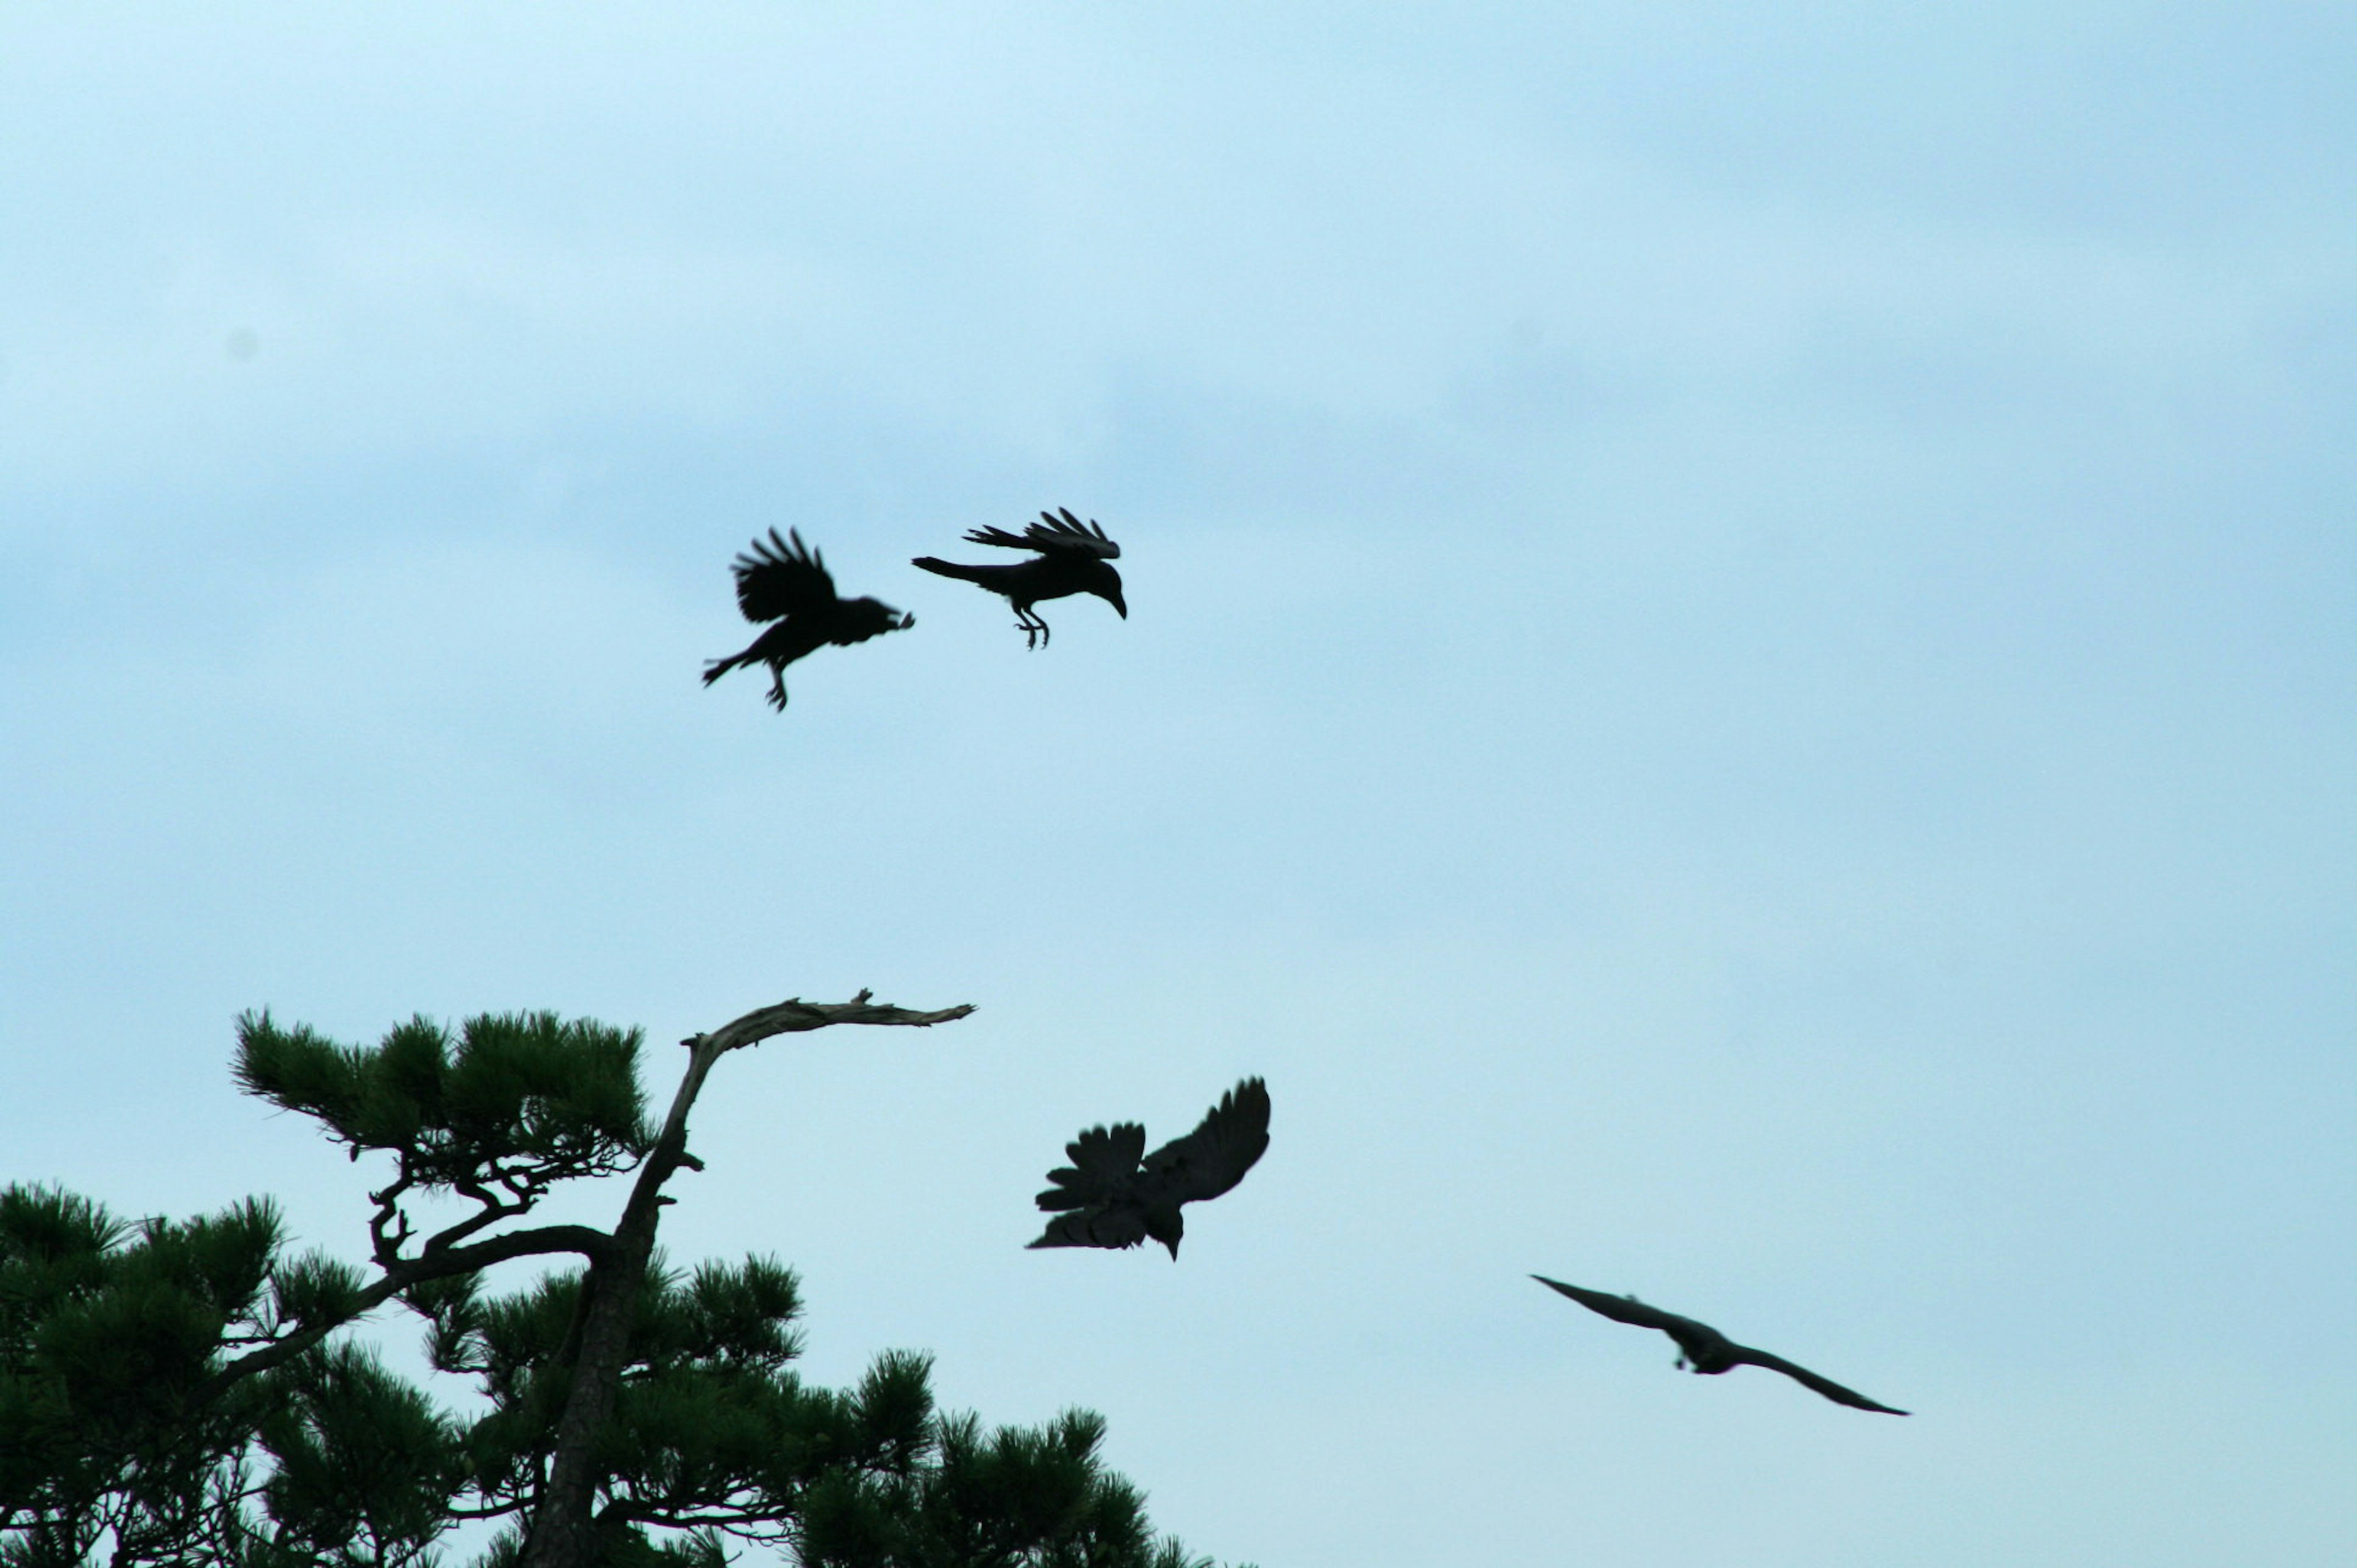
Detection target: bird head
<box><xmin>843</xmin><ymin>597</ymin><xmax>915</xmax><ymax>635</ymax></box>
<box><xmin>1089</xmin><ymin>563</ymin><xmax>1127</xmax><ymax>619</ymax></box>
<box><xmin>1144</xmin><ymin>1208</ymin><xmax>1183</xmax><ymax>1259</ymax></box>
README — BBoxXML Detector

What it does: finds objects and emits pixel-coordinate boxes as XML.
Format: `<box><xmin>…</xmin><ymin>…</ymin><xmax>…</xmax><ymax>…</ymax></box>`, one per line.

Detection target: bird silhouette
<box><xmin>702</xmin><ymin>528</ymin><xmax>913</xmax><ymax>709</ymax></box>
<box><xmin>1030</xmin><ymin>1078</ymin><xmax>1269</xmax><ymax>1257</ymax></box>
<box><xmin>1531</xmin><ymin>1275</ymin><xmax>1908</xmax><ymax>1415</ymax></box>
<box><xmin>912</xmin><ymin>508</ymin><xmax>1125</xmax><ymax>648</ymax></box>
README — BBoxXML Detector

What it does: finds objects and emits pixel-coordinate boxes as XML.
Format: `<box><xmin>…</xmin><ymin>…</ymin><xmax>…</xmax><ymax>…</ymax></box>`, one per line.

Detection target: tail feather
<box><xmin>912</xmin><ymin>555</ymin><xmax>993</xmax><ymax>584</ymax></box>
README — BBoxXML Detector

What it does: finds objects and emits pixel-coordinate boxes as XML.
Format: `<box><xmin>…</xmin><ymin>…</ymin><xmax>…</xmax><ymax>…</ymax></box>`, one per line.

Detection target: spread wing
<box><xmin>1531</xmin><ymin>1276</ymin><xmax>1698</xmax><ymax>1334</ymax></box>
<box><xmin>961</xmin><ymin>508</ymin><xmax>1121</xmax><ymax>560</ymax></box>
<box><xmin>1028</xmin><ymin>1207</ymin><xmax>1145</xmax><ymax>1245</ymax></box>
<box><xmin>1034</xmin><ymin>1122</ymin><xmax>1148</xmax><ymax>1213</ymax></box>
<box><xmin>1141</xmin><ymin>1078</ymin><xmax>1270</xmax><ymax>1205</ymax></box>
<box><xmin>1029</xmin><ymin>1206</ymin><xmax>1150</xmax><ymax>1250</ymax></box>
<box><xmin>1729</xmin><ymin>1346</ymin><xmax>1910</xmax><ymax>1415</ymax></box>
<box><xmin>730</xmin><ymin>528</ymin><xmax>841</xmax><ymax>623</ymax></box>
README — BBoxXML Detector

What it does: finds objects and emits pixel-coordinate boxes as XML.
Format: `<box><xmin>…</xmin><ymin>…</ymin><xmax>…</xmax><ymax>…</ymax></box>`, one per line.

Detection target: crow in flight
<box><xmin>702</xmin><ymin>529</ymin><xmax>913</xmax><ymax>709</ymax></box>
<box><xmin>1531</xmin><ymin>1275</ymin><xmax>1908</xmax><ymax>1415</ymax></box>
<box><xmin>1029</xmin><ymin>1078</ymin><xmax>1269</xmax><ymax>1257</ymax></box>
<box><xmin>912</xmin><ymin>508</ymin><xmax>1125</xmax><ymax>648</ymax></box>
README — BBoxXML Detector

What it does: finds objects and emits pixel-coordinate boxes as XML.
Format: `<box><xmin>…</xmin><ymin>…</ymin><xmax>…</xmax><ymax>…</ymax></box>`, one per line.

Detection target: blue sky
<box><xmin>3</xmin><ymin>4</ymin><xmax>2351</xmax><ymax>1562</ymax></box>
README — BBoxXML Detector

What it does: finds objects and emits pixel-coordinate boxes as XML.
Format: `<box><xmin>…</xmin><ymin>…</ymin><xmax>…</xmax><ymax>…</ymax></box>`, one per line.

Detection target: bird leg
<box><xmin>1016</xmin><ymin>608</ymin><xmax>1050</xmax><ymax>649</ymax></box>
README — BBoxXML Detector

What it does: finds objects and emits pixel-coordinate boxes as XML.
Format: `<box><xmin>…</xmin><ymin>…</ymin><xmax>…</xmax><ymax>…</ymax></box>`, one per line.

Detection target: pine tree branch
<box><xmin>195</xmin><ymin>1222</ymin><xmax>616</xmax><ymax>1402</ymax></box>
<box><xmin>682</xmin><ymin>990</ymin><xmax>977</xmax><ymax>1057</ymax></box>
<box><xmin>426</xmin><ymin>1186</ymin><xmax>528</xmax><ymax>1254</ymax></box>
<box><xmin>368</xmin><ymin>1159</ymin><xmax>419</xmax><ymax>1267</ymax></box>
<box><xmin>521</xmin><ymin>989</ymin><xmax>971</xmax><ymax>1568</ymax></box>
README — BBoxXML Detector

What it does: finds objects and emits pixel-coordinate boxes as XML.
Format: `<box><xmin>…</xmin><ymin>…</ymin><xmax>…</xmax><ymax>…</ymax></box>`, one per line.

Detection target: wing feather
<box><xmin>1033</xmin><ymin>1122</ymin><xmax>1147</xmax><ymax>1211</ymax></box>
<box><xmin>1142</xmin><ymin>1078</ymin><xmax>1270</xmax><ymax>1204</ymax></box>
<box><xmin>1730</xmin><ymin>1346</ymin><xmax>1910</xmax><ymax>1415</ymax></box>
<box><xmin>1028</xmin><ymin>1208</ymin><xmax>1150</xmax><ymax>1249</ymax></box>
<box><xmin>959</xmin><ymin>508</ymin><xmax>1121</xmax><ymax>559</ymax></box>
<box><xmin>1530</xmin><ymin>1276</ymin><xmax>1695</xmax><ymax>1331</ymax></box>
<box><xmin>730</xmin><ymin>528</ymin><xmax>840</xmax><ymax>622</ymax></box>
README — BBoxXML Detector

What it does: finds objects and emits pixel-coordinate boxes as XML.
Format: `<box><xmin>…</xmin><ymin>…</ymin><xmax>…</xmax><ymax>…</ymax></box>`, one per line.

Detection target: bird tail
<box><xmin>911</xmin><ymin>555</ymin><xmax>992</xmax><ymax>584</ymax></box>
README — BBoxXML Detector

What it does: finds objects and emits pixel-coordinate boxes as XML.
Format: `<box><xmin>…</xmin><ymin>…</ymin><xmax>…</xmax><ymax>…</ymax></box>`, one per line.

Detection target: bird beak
<box><xmin>1107</xmin><ymin>591</ymin><xmax>1128</xmax><ymax>619</ymax></box>
<box><xmin>894</xmin><ymin>611</ymin><xmax>915</xmax><ymax>629</ymax></box>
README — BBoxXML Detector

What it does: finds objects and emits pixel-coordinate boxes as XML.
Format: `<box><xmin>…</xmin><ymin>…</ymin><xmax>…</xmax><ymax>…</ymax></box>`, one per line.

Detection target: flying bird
<box><xmin>912</xmin><ymin>508</ymin><xmax>1125</xmax><ymax>648</ymax></box>
<box><xmin>702</xmin><ymin>528</ymin><xmax>913</xmax><ymax>709</ymax></box>
<box><xmin>1029</xmin><ymin>1077</ymin><xmax>1269</xmax><ymax>1257</ymax></box>
<box><xmin>1531</xmin><ymin>1275</ymin><xmax>1908</xmax><ymax>1415</ymax></box>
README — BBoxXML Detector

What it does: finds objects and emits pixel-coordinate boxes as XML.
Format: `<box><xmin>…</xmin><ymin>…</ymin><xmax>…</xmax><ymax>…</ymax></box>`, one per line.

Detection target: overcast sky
<box><xmin>4</xmin><ymin>5</ymin><xmax>2352</xmax><ymax>1564</ymax></box>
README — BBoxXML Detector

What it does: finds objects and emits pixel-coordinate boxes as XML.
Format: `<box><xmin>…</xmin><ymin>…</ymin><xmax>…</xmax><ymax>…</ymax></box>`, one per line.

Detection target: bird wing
<box><xmin>1530</xmin><ymin>1276</ymin><xmax>1703</xmax><ymax>1333</ymax></box>
<box><xmin>1141</xmin><ymin>1078</ymin><xmax>1271</xmax><ymax>1204</ymax></box>
<box><xmin>1028</xmin><ymin>1207</ymin><xmax>1150</xmax><ymax>1250</ymax></box>
<box><xmin>1728</xmin><ymin>1345</ymin><xmax>1910</xmax><ymax>1415</ymax></box>
<box><xmin>959</xmin><ymin>508</ymin><xmax>1121</xmax><ymax>560</ymax></box>
<box><xmin>1033</xmin><ymin>1122</ymin><xmax>1148</xmax><ymax>1213</ymax></box>
<box><xmin>730</xmin><ymin>528</ymin><xmax>841</xmax><ymax>622</ymax></box>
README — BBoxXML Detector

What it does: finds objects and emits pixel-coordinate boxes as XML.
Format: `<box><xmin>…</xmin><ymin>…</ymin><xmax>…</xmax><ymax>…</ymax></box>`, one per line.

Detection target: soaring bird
<box><xmin>702</xmin><ymin>528</ymin><xmax>913</xmax><ymax>709</ymax></box>
<box><xmin>1030</xmin><ymin>1078</ymin><xmax>1269</xmax><ymax>1257</ymax></box>
<box><xmin>912</xmin><ymin>508</ymin><xmax>1125</xmax><ymax>648</ymax></box>
<box><xmin>1531</xmin><ymin>1275</ymin><xmax>1909</xmax><ymax>1415</ymax></box>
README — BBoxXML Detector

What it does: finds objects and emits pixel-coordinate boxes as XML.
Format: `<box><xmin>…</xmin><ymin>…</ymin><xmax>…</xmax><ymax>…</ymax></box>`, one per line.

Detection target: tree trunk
<box><xmin>520</xmin><ymin>991</ymin><xmax>971</xmax><ymax>1568</ymax></box>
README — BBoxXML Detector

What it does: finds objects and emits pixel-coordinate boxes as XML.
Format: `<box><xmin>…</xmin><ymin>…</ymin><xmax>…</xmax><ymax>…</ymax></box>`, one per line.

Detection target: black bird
<box><xmin>702</xmin><ymin>528</ymin><xmax>913</xmax><ymax>709</ymax></box>
<box><xmin>1030</xmin><ymin>1078</ymin><xmax>1270</xmax><ymax>1257</ymax></box>
<box><xmin>912</xmin><ymin>508</ymin><xmax>1125</xmax><ymax>648</ymax></box>
<box><xmin>1531</xmin><ymin>1275</ymin><xmax>1908</xmax><ymax>1415</ymax></box>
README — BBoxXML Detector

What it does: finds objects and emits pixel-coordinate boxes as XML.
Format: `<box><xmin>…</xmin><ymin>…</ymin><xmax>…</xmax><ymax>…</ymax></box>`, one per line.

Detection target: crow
<box><xmin>912</xmin><ymin>508</ymin><xmax>1125</xmax><ymax>648</ymax></box>
<box><xmin>702</xmin><ymin>528</ymin><xmax>913</xmax><ymax>709</ymax></box>
<box><xmin>1531</xmin><ymin>1275</ymin><xmax>1908</xmax><ymax>1414</ymax></box>
<box><xmin>1029</xmin><ymin>1078</ymin><xmax>1269</xmax><ymax>1257</ymax></box>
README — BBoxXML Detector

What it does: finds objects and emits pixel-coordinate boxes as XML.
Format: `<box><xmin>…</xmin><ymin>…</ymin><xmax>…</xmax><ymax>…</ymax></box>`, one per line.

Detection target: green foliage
<box><xmin>235</xmin><ymin>1011</ymin><xmax>654</xmax><ymax>1202</ymax></box>
<box><xmin>795</xmin><ymin>1407</ymin><xmax>1221</xmax><ymax>1568</ymax></box>
<box><xmin>250</xmin><ymin>1344</ymin><xmax>461</xmax><ymax>1568</ymax></box>
<box><xmin>0</xmin><ymin>1186</ymin><xmax>296</xmax><ymax>1566</ymax></box>
<box><xmin>5</xmin><ymin>1009</ymin><xmax>1247</xmax><ymax>1568</ymax></box>
<box><xmin>4</xmin><ymin>1201</ymin><xmax>1225</xmax><ymax>1567</ymax></box>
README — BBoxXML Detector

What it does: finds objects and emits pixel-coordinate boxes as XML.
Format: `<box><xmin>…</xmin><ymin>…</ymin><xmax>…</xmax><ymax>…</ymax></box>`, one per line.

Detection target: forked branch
<box><xmin>521</xmin><ymin>988</ymin><xmax>972</xmax><ymax>1568</ymax></box>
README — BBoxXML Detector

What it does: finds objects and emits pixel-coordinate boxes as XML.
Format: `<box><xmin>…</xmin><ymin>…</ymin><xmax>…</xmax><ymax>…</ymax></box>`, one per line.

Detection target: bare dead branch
<box><xmin>522</xmin><ymin>989</ymin><xmax>970</xmax><ymax>1568</ymax></box>
<box><xmin>679</xmin><ymin>991</ymin><xmax>977</xmax><ymax>1056</ymax></box>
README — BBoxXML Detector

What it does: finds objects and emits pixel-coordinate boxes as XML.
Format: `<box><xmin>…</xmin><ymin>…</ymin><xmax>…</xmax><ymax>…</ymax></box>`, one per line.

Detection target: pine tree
<box><xmin>1</xmin><ymin>1005</ymin><xmax>1245</xmax><ymax>1568</ymax></box>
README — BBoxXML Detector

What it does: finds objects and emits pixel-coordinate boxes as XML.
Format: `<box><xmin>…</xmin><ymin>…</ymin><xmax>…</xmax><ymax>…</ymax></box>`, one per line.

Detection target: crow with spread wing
<box><xmin>1030</xmin><ymin>1078</ymin><xmax>1269</xmax><ymax>1257</ymax></box>
<box><xmin>912</xmin><ymin>508</ymin><xmax>1125</xmax><ymax>648</ymax></box>
<box><xmin>1531</xmin><ymin>1275</ymin><xmax>1908</xmax><ymax>1414</ymax></box>
<box><xmin>702</xmin><ymin>528</ymin><xmax>913</xmax><ymax>709</ymax></box>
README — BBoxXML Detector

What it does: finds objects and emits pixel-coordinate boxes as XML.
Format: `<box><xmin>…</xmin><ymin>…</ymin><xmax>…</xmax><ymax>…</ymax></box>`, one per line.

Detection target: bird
<box><xmin>1029</xmin><ymin>1078</ymin><xmax>1270</xmax><ymax>1257</ymax></box>
<box><xmin>1531</xmin><ymin>1275</ymin><xmax>1908</xmax><ymax>1415</ymax></box>
<box><xmin>702</xmin><ymin>528</ymin><xmax>913</xmax><ymax>709</ymax></box>
<box><xmin>911</xmin><ymin>508</ymin><xmax>1125</xmax><ymax>648</ymax></box>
